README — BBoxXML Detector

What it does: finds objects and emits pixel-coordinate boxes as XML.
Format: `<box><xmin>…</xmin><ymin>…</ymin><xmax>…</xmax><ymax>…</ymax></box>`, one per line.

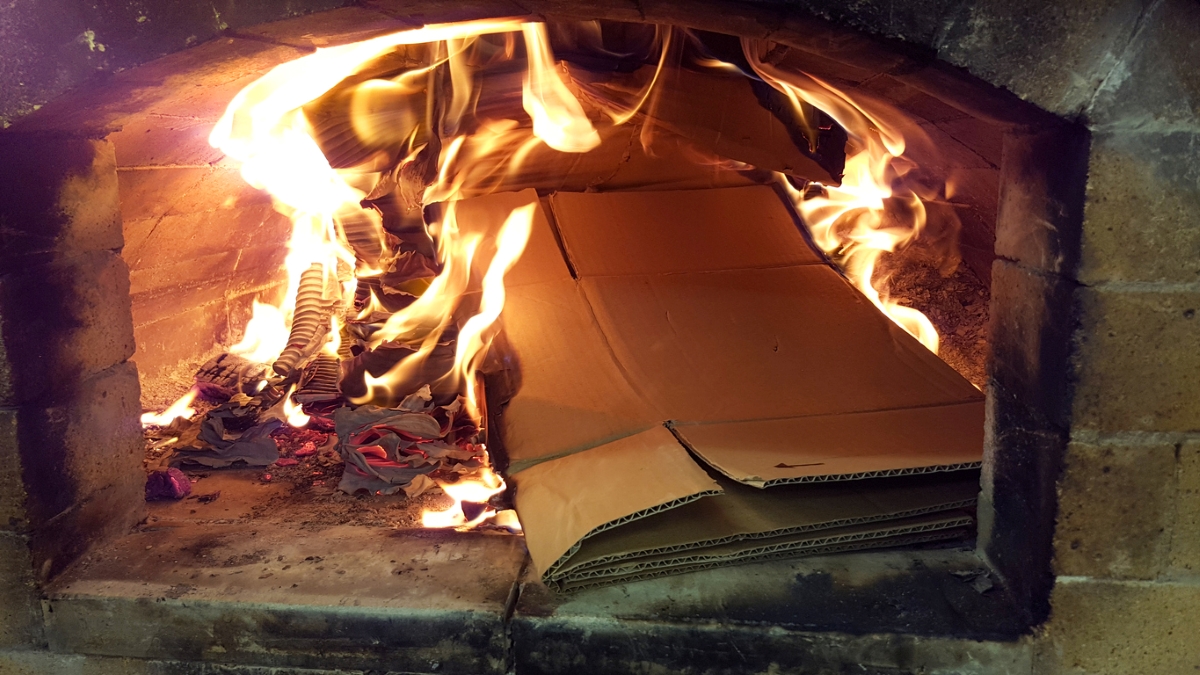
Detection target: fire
<box><xmin>421</xmin><ymin>469</ymin><xmax>506</xmax><ymax>529</ymax></box>
<box><xmin>743</xmin><ymin>44</ymin><xmax>940</xmax><ymax>352</ymax></box>
<box><xmin>209</xmin><ymin>18</ymin><xmax>605</xmax><ymax>530</ymax></box>
<box><xmin>229</xmin><ymin>300</ymin><xmax>289</xmax><ymax>363</ymax></box>
<box><xmin>141</xmin><ymin>387</ymin><xmax>199</xmax><ymax>427</ymax></box>
<box><xmin>282</xmin><ymin>385</ymin><xmax>310</xmax><ymax>428</ymax></box>
<box><xmin>207</xmin><ymin>19</ymin><xmax>951</xmax><ymax>532</ymax></box>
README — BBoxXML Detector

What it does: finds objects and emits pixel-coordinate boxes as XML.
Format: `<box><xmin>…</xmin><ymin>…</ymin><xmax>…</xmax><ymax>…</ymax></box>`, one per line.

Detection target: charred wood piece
<box><xmin>294</xmin><ymin>354</ymin><xmax>343</xmax><ymax>404</ymax></box>
<box><xmin>195</xmin><ymin>352</ymin><xmax>271</xmax><ymax>400</ymax></box>
<box><xmin>273</xmin><ymin>264</ymin><xmax>332</xmax><ymax>377</ymax></box>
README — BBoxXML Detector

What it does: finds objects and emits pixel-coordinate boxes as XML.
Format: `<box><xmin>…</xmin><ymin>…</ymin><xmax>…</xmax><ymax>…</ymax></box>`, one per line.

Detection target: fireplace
<box><xmin>1</xmin><ymin>0</ymin><xmax>1197</xmax><ymax>673</ymax></box>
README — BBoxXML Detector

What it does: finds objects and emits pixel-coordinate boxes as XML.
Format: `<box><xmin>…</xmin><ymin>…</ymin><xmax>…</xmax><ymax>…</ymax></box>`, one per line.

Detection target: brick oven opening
<box><xmin>127</xmin><ymin>17</ymin><xmax>995</xmax><ymax>589</ymax></box>
<box><xmin>0</xmin><ymin>1</ymin><xmax>1092</xmax><ymax>669</ymax></box>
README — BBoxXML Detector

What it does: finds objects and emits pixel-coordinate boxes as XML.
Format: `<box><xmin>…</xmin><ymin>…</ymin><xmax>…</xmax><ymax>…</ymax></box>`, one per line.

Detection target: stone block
<box><xmin>116</xmin><ymin>168</ymin><xmax>210</xmax><ymax>222</ymax></box>
<box><xmin>108</xmin><ymin>115</ymin><xmax>225</xmax><ymax>168</ymax></box>
<box><xmin>512</xmin><ymin>616</ymin><xmax>1033</xmax><ymax>675</ymax></box>
<box><xmin>234</xmin><ymin>5</ymin><xmax>410</xmax><ymax>48</ymax></box>
<box><xmin>0</xmin><ymin>251</ymin><xmax>136</xmax><ymax>408</ymax></box>
<box><xmin>988</xmin><ymin>260</ymin><xmax>1077</xmax><ymax>430</ymax></box>
<box><xmin>1053</xmin><ymin>441</ymin><xmax>1176</xmax><ymax>580</ymax></box>
<box><xmin>44</xmin><ymin>521</ymin><xmax>525</xmax><ymax>672</ymax></box>
<box><xmin>16</xmin><ymin>362</ymin><xmax>145</xmax><ymax>580</ymax></box>
<box><xmin>123</xmin><ymin>205</ymin><xmax>289</xmax><ymax>272</ymax></box>
<box><xmin>0</xmin><ymin>251</ymin><xmax>136</xmax><ymax>403</ymax></box>
<box><xmin>1071</xmin><ymin>286</ymin><xmax>1200</xmax><ymax>433</ymax></box>
<box><xmin>1041</xmin><ymin>578</ymin><xmax>1200</xmax><ymax>674</ymax></box>
<box><xmin>126</xmin><ymin>251</ymin><xmax>241</xmax><ymax>297</ymax></box>
<box><xmin>132</xmin><ymin>301</ymin><xmax>243</xmax><ymax>386</ymax></box>
<box><xmin>1077</xmin><ymin>130</ymin><xmax>1200</xmax><ymax>285</ymax></box>
<box><xmin>1087</xmin><ymin>0</ymin><xmax>1200</xmax><ymax>128</ymax></box>
<box><xmin>0</xmin><ymin>411</ymin><xmax>28</xmax><ymax>532</ymax></box>
<box><xmin>935</xmin><ymin>116</ymin><xmax>1004</xmax><ymax>168</ymax></box>
<box><xmin>978</xmin><ymin>382</ymin><xmax>1066</xmax><ymax>626</ymax></box>
<box><xmin>994</xmin><ymin>126</ymin><xmax>1089</xmax><ymax>277</ymax></box>
<box><xmin>162</xmin><ymin>168</ymin><xmax>272</xmax><ymax>217</ymax></box>
<box><xmin>0</xmin><ymin>531</ymin><xmax>42</xmax><ymax>649</ymax></box>
<box><xmin>0</xmin><ymin>135</ymin><xmax>123</xmax><ymax>271</ymax></box>
<box><xmin>1170</xmin><ymin>440</ymin><xmax>1200</xmax><ymax>576</ymax></box>
<box><xmin>936</xmin><ymin>0</ymin><xmax>1148</xmax><ymax>118</ymax></box>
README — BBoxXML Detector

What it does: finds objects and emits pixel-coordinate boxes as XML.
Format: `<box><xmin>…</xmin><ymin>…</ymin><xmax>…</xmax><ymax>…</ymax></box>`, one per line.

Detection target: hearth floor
<box><xmin>38</xmin><ymin>482</ymin><xmax>1030</xmax><ymax>674</ymax></box>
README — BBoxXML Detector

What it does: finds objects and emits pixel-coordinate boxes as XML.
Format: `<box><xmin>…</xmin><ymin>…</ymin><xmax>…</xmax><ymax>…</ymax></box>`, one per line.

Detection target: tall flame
<box><xmin>210</xmin><ymin>19</ymin><xmax>611</xmax><ymax>530</ymax></box>
<box><xmin>744</xmin><ymin>43</ymin><xmax>939</xmax><ymax>353</ymax></box>
<box><xmin>208</xmin><ymin>20</ymin><xmax>951</xmax><ymax>532</ymax></box>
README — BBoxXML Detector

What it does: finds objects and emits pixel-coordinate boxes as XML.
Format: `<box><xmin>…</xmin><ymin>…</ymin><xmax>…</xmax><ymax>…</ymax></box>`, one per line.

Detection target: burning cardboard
<box><xmin>477</xmin><ymin>185</ymin><xmax>984</xmax><ymax>588</ymax></box>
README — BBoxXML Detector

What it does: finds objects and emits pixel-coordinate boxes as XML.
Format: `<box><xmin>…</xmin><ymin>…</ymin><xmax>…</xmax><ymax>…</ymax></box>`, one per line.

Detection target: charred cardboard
<box><xmin>466</xmin><ymin>184</ymin><xmax>984</xmax><ymax>585</ymax></box>
<box><xmin>573</xmin><ymin>65</ymin><xmax>837</xmax><ymax>183</ymax></box>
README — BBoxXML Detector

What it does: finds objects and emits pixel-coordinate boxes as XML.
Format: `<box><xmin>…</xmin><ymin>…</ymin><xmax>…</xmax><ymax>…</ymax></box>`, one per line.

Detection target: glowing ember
<box><xmin>141</xmin><ymin>388</ymin><xmax>199</xmax><ymax>427</ymax></box>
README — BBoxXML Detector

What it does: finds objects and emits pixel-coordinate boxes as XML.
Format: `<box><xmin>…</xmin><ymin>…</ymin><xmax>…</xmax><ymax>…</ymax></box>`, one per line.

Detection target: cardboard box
<box><xmin>458</xmin><ymin>184</ymin><xmax>984</xmax><ymax>588</ymax></box>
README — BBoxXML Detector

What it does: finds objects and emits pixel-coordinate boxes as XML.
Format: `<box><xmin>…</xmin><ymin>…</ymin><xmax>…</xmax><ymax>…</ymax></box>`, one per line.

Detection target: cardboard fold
<box><xmin>479</xmin><ymin>185</ymin><xmax>986</xmax><ymax>588</ymax></box>
<box><xmin>552</xmin><ymin>471</ymin><xmax>980</xmax><ymax>578</ymax></box>
<box><xmin>511</xmin><ymin>426</ymin><xmax>723</xmax><ymax>578</ymax></box>
<box><xmin>553</xmin><ymin>511</ymin><xmax>976</xmax><ymax>588</ymax></box>
<box><xmin>673</xmin><ymin>401</ymin><xmax>985</xmax><ymax>486</ymax></box>
<box><xmin>554</xmin><ymin>528</ymin><xmax>974</xmax><ymax>592</ymax></box>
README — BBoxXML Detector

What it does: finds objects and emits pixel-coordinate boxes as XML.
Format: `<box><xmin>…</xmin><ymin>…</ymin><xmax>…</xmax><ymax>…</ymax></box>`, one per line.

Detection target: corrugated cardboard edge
<box><xmin>510</xmin><ymin>425</ymin><xmax>723</xmax><ymax>580</ymax></box>
<box><xmin>667</xmin><ymin>399</ymin><xmax>985</xmax><ymax>487</ymax></box>
<box><xmin>557</xmin><ymin>494</ymin><xmax>979</xmax><ymax>576</ymax></box>
<box><xmin>758</xmin><ymin>462</ymin><xmax>983</xmax><ymax>487</ymax></box>
<box><xmin>554</xmin><ymin>525</ymin><xmax>974</xmax><ymax>592</ymax></box>
<box><xmin>545</xmin><ymin>490</ymin><xmax>724</xmax><ymax>580</ymax></box>
<box><xmin>555</xmin><ymin>513</ymin><xmax>975</xmax><ymax>584</ymax></box>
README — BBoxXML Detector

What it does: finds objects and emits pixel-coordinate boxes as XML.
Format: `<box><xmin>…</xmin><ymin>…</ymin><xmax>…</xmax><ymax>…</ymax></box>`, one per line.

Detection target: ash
<box><xmin>878</xmin><ymin>245</ymin><xmax>990</xmax><ymax>389</ymax></box>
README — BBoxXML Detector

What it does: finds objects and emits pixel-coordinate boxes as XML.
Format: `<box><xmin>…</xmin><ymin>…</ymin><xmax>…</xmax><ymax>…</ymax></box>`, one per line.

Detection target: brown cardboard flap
<box><xmin>498</xmin><ymin>279</ymin><xmax>660</xmax><ymax>470</ymax></box>
<box><xmin>580</xmin><ymin>266</ymin><xmax>980</xmax><ymax>423</ymax></box>
<box><xmin>556</xmin><ymin>527</ymin><xmax>973</xmax><ymax>592</ymax></box>
<box><xmin>511</xmin><ymin>425</ymin><xmax>723</xmax><ymax>578</ymax></box>
<box><xmin>554</xmin><ymin>471</ymin><xmax>980</xmax><ymax>578</ymax></box>
<box><xmin>550</xmin><ymin>186</ymin><xmax>823</xmax><ymax>276</ymax></box>
<box><xmin>453</xmin><ymin>124</ymin><xmax>760</xmax><ymax>198</ymax></box>
<box><xmin>674</xmin><ymin>401</ymin><xmax>986</xmax><ymax>486</ymax></box>
<box><xmin>575</xmin><ymin>66</ymin><xmax>836</xmax><ymax>182</ymax></box>
<box><xmin>453</xmin><ymin>189</ymin><xmax>572</xmax><ymax>289</ymax></box>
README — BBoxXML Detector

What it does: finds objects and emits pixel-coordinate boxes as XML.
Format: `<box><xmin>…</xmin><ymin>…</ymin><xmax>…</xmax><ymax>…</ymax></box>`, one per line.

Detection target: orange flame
<box><xmin>141</xmin><ymin>388</ymin><xmax>199</xmax><ymax>427</ymax></box>
<box><xmin>209</xmin><ymin>20</ymin><xmax>950</xmax><ymax>532</ymax></box>
<box><xmin>421</xmin><ymin>468</ymin><xmax>506</xmax><ymax>529</ymax></box>
<box><xmin>744</xmin><ymin>44</ymin><xmax>939</xmax><ymax>353</ymax></box>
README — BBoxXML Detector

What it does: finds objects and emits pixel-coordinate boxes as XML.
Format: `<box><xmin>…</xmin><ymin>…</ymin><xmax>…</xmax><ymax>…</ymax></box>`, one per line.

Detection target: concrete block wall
<box><xmin>764</xmin><ymin>0</ymin><xmax>1200</xmax><ymax>669</ymax></box>
<box><xmin>0</xmin><ymin>134</ymin><xmax>146</xmax><ymax>646</ymax></box>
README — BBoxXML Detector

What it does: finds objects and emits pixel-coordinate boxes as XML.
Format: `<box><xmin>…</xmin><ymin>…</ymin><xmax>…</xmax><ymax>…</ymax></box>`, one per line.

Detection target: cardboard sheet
<box><xmin>673</xmin><ymin>401</ymin><xmax>985</xmax><ymax>486</ymax></box>
<box><xmin>575</xmin><ymin>67</ymin><xmax>836</xmax><ymax>182</ymax></box>
<box><xmin>510</xmin><ymin>426</ymin><xmax>722</xmax><ymax>579</ymax></box>
<box><xmin>555</xmin><ymin>511</ymin><xmax>975</xmax><ymax>589</ymax></box>
<box><xmin>474</xmin><ymin>185</ymin><xmax>985</xmax><ymax>587</ymax></box>
<box><xmin>556</xmin><ymin>527</ymin><xmax>974</xmax><ymax>592</ymax></box>
<box><xmin>552</xmin><ymin>471</ymin><xmax>980</xmax><ymax>577</ymax></box>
